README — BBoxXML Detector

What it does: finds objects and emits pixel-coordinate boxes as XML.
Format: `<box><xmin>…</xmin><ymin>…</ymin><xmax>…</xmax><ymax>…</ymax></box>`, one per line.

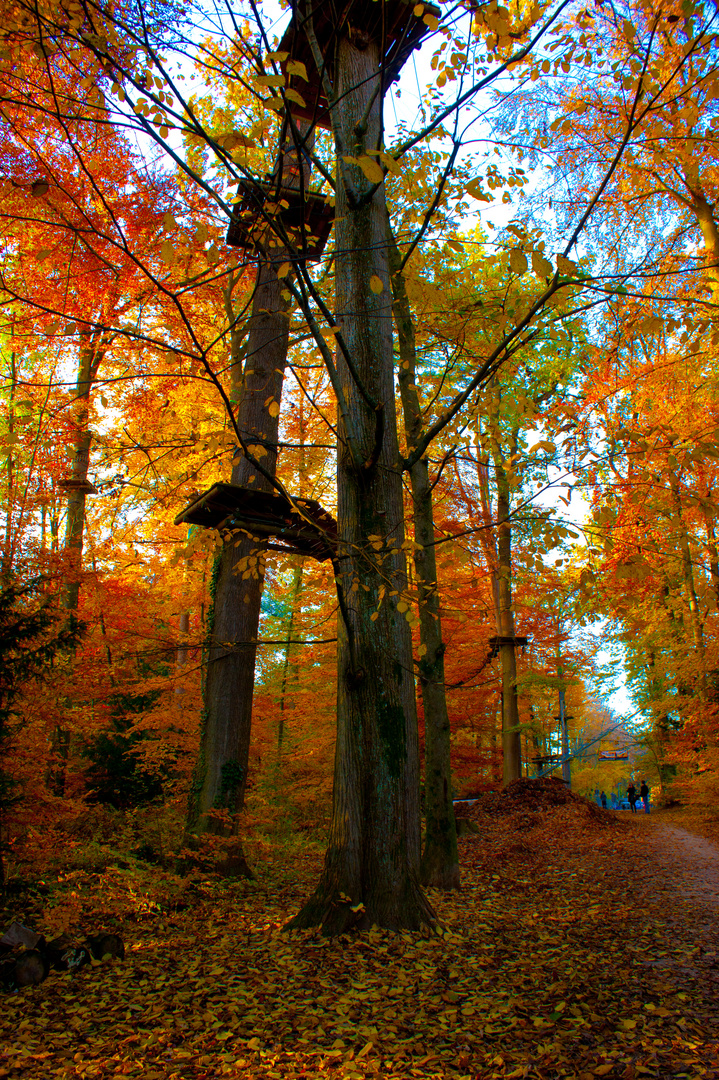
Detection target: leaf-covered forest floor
<box><xmin>2</xmin><ymin>781</ymin><xmax>718</xmax><ymax>1080</ymax></box>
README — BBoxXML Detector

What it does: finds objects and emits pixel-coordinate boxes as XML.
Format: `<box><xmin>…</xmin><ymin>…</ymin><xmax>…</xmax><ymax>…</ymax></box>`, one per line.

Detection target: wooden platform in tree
<box><xmin>226</xmin><ymin>180</ymin><xmax>333</xmax><ymax>261</ymax></box>
<box><xmin>174</xmin><ymin>482</ymin><xmax>337</xmax><ymax>562</ymax></box>
<box><xmin>279</xmin><ymin>0</ymin><xmax>441</xmax><ymax>129</ymax></box>
<box><xmin>488</xmin><ymin>634</ymin><xmax>528</xmax><ymax>658</ymax></box>
<box><xmin>58</xmin><ymin>478</ymin><xmax>98</xmax><ymax>495</ymax></box>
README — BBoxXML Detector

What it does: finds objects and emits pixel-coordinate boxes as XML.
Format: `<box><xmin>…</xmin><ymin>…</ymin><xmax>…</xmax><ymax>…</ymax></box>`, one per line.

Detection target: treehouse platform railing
<box><xmin>174</xmin><ymin>482</ymin><xmax>337</xmax><ymax>562</ymax></box>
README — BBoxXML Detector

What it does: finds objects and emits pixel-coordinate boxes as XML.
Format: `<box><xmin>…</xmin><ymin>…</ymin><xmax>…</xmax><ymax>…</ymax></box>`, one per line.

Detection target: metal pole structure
<box><xmin>538</xmin><ymin>716</ymin><xmax>638</xmax><ymax>779</ymax></box>
<box><xmin>557</xmin><ymin>669</ymin><xmax>570</xmax><ymax>781</ymax></box>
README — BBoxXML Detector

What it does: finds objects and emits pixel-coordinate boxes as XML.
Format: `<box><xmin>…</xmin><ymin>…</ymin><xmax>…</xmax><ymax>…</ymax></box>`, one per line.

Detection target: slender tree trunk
<box><xmin>289</xmin><ymin>30</ymin><xmax>434</xmax><ymax>933</ymax></box>
<box><xmin>1</xmin><ymin>349</ymin><xmax>15</xmax><ymax>585</ymax></box>
<box><xmin>49</xmin><ymin>330</ymin><xmax>103</xmax><ymax>795</ymax></box>
<box><xmin>669</xmin><ymin>473</ymin><xmax>705</xmax><ymax>679</ymax></box>
<box><xmin>486</xmin><ymin>409</ymin><xmax>522</xmax><ymax>785</ymax></box>
<box><xmin>473</xmin><ymin>412</ymin><xmax>521</xmax><ymax>785</ymax></box>
<box><xmin>64</xmin><ymin>330</ymin><xmax>102</xmax><ymax>613</ymax></box>
<box><xmin>189</xmin><ymin>124</ymin><xmax>314</xmax><ymax>846</ymax></box>
<box><xmin>277</xmin><ymin>560</ymin><xmax>304</xmax><ymax>756</ymax></box>
<box><xmin>557</xmin><ymin>655</ymin><xmax>571</xmax><ymax>786</ymax></box>
<box><xmin>700</xmin><ymin>499</ymin><xmax>719</xmax><ymax>605</ymax></box>
<box><xmin>387</xmin><ymin>221</ymin><xmax>458</xmax><ymax>890</ymax></box>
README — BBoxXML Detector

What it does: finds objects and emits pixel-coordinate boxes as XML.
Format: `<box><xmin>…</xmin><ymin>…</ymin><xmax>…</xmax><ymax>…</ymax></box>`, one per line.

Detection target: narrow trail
<box><xmin>637</xmin><ymin>816</ymin><xmax>719</xmax><ymax>912</ymax></box>
<box><xmin>623</xmin><ymin>814</ymin><xmax>719</xmax><ymax>1003</ymax></box>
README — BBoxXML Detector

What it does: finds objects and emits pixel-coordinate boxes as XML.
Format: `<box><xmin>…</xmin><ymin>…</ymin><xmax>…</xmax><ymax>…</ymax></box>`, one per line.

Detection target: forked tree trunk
<box><xmin>387</xmin><ymin>222</ymin><xmax>459</xmax><ymax>891</ymax></box>
<box><xmin>289</xmin><ymin>32</ymin><xmax>435</xmax><ymax>934</ymax></box>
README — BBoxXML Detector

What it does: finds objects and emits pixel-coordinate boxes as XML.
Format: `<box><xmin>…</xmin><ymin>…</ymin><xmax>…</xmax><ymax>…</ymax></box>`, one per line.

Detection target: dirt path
<box><xmin>639</xmin><ymin>817</ymin><xmax>719</xmax><ymax>912</ymax></box>
<box><xmin>621</xmin><ymin>815</ymin><xmax>719</xmax><ymax>1003</ymax></box>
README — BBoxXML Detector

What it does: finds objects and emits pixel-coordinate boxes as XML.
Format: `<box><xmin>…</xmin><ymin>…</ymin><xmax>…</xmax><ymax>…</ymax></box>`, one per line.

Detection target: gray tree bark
<box><xmin>476</xmin><ymin>391</ymin><xmax>522</xmax><ymax>786</ymax></box>
<box><xmin>289</xmin><ymin>30</ymin><xmax>435</xmax><ymax>933</ymax></box>
<box><xmin>188</xmin><ymin>124</ymin><xmax>314</xmax><ymax>852</ymax></box>
<box><xmin>387</xmin><ymin>223</ymin><xmax>459</xmax><ymax>891</ymax></box>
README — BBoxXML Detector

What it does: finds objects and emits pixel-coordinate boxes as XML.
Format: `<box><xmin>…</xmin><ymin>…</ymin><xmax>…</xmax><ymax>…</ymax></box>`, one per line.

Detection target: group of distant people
<box><xmin>595</xmin><ymin>781</ymin><xmax>650</xmax><ymax>813</ymax></box>
<box><xmin>627</xmin><ymin>780</ymin><xmax>651</xmax><ymax>814</ymax></box>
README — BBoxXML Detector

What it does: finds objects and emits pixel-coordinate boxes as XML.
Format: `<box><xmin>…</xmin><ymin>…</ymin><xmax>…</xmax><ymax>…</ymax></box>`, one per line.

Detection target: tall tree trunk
<box><xmin>189</xmin><ymin>124</ymin><xmax>313</xmax><ymax>843</ymax></box>
<box><xmin>64</xmin><ymin>329</ymin><xmax>103</xmax><ymax>613</ymax></box>
<box><xmin>472</xmin><ymin>413</ymin><xmax>521</xmax><ymax>785</ymax></box>
<box><xmin>496</xmin><ymin>464</ymin><xmax>522</xmax><ymax>787</ymax></box>
<box><xmin>669</xmin><ymin>472</ymin><xmax>705</xmax><ymax>683</ymax></box>
<box><xmin>49</xmin><ymin>329</ymin><xmax>103</xmax><ymax>795</ymax></box>
<box><xmin>387</xmin><ymin>221</ymin><xmax>458</xmax><ymax>891</ymax></box>
<box><xmin>479</xmin><ymin>389</ymin><xmax>522</xmax><ymax>786</ymax></box>
<box><xmin>289</xmin><ymin>28</ymin><xmax>434</xmax><ymax>933</ymax></box>
<box><xmin>557</xmin><ymin>653</ymin><xmax>571</xmax><ymax>786</ymax></box>
<box><xmin>1</xmin><ymin>348</ymin><xmax>15</xmax><ymax>585</ymax></box>
<box><xmin>189</xmin><ymin>259</ymin><xmax>291</xmax><ymax>837</ymax></box>
<box><xmin>277</xmin><ymin>560</ymin><xmax>304</xmax><ymax>757</ymax></box>
<box><xmin>700</xmin><ymin>499</ymin><xmax>719</xmax><ymax>606</ymax></box>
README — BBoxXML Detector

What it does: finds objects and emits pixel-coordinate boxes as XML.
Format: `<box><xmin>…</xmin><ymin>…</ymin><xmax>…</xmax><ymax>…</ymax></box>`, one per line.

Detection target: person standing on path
<box><xmin>628</xmin><ymin>782</ymin><xmax>637</xmax><ymax>813</ymax></box>
<box><xmin>640</xmin><ymin>780</ymin><xmax>650</xmax><ymax>814</ymax></box>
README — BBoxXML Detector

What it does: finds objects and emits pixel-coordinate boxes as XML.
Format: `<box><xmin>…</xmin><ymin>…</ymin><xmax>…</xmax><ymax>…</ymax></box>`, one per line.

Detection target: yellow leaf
<box><xmin>286</xmin><ymin>60</ymin><xmax>308</xmax><ymax>81</ymax></box>
<box><xmin>397</xmin><ymin>601</ymin><xmax>409</xmax><ymax>613</ymax></box>
<box><xmin>256</xmin><ymin>74</ymin><xmax>285</xmax><ymax>87</ymax></box>
<box><xmin>224</xmin><ymin>132</ymin><xmax>255</xmax><ymax>149</ymax></box>
<box><xmin>370</xmin><ymin>612</ymin><xmax>379</xmax><ymax>621</ymax></box>
<box><xmin>380</xmin><ymin>151</ymin><xmax>401</xmax><ymax>176</ymax></box>
<box><xmin>357</xmin><ymin>155</ymin><xmax>384</xmax><ymax>184</ymax></box>
<box><xmin>556</xmin><ymin>254</ymin><xmax>576</xmax><ymax>274</ymax></box>
<box><xmin>277</xmin><ymin>261</ymin><xmax>291</xmax><ymax>279</ymax></box>
<box><xmin>246</xmin><ymin>444</ymin><xmax>268</xmax><ymax>460</ymax></box>
<box><xmin>268</xmin><ymin>400</ymin><xmax>280</xmax><ymax>418</ymax></box>
<box><xmin>357</xmin><ymin>1042</ymin><xmax>374</xmax><ymax>1059</ymax></box>
<box><xmin>509</xmin><ymin>249</ymin><xmax>527</xmax><ymax>274</ymax></box>
<box><xmin>370</xmin><ymin>275</ymin><xmax>384</xmax><ymax>294</ymax></box>
<box><xmin>619</xmin><ymin>1018</ymin><xmax>637</xmax><ymax>1030</ymax></box>
<box><xmin>417</xmin><ymin>643</ymin><xmax>427</xmax><ymax>657</ymax></box>
<box><xmin>247</xmin><ymin>1037</ymin><xmax>261</xmax><ymax>1051</ymax></box>
<box><xmin>284</xmin><ymin>87</ymin><xmax>306</xmax><ymax>108</ymax></box>
<box><xmin>423</xmin><ymin>12</ymin><xmax>439</xmax><ymax>30</ymax></box>
<box><xmin>532</xmin><ymin>251</ymin><xmax>553</xmax><ymax>277</ymax></box>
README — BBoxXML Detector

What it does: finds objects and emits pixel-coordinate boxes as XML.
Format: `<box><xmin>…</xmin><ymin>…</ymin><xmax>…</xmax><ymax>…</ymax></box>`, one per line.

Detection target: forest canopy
<box><xmin>0</xmin><ymin>0</ymin><xmax>717</xmax><ymax>925</ymax></box>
